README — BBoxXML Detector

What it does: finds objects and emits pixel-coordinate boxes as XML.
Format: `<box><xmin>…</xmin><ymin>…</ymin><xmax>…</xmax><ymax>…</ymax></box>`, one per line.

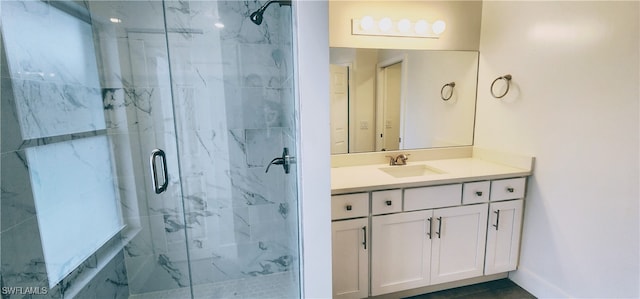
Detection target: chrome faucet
<box><xmin>386</xmin><ymin>154</ymin><xmax>410</xmax><ymax>166</ymax></box>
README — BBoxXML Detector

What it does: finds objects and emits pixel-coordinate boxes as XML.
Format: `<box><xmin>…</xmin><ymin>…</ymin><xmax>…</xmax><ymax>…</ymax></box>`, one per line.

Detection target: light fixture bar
<box><xmin>352</xmin><ymin>17</ymin><xmax>446</xmax><ymax>38</ymax></box>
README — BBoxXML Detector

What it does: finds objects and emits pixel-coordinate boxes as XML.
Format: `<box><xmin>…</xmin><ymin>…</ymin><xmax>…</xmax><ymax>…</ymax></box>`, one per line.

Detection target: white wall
<box><xmin>294</xmin><ymin>1</ymin><xmax>332</xmax><ymax>298</ymax></box>
<box><xmin>475</xmin><ymin>2</ymin><xmax>639</xmax><ymax>298</ymax></box>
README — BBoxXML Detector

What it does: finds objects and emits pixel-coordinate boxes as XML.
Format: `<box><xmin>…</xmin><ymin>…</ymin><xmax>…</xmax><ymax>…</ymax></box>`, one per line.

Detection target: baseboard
<box><xmin>509</xmin><ymin>267</ymin><xmax>571</xmax><ymax>298</ymax></box>
<box><xmin>370</xmin><ymin>273</ymin><xmax>509</xmax><ymax>299</ymax></box>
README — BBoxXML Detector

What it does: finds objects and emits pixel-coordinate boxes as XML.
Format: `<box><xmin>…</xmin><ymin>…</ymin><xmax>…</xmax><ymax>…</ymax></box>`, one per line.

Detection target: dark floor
<box><xmin>405</xmin><ymin>279</ymin><xmax>536</xmax><ymax>299</ymax></box>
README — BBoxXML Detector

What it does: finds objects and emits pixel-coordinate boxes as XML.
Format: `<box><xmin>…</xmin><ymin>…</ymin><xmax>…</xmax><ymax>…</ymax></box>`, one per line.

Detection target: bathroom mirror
<box><xmin>329</xmin><ymin>48</ymin><xmax>479</xmax><ymax>154</ymax></box>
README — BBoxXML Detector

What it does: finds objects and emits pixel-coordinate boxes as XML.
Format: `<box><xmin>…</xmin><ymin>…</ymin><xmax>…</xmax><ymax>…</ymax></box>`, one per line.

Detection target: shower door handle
<box><xmin>150</xmin><ymin>149</ymin><xmax>169</xmax><ymax>194</ymax></box>
<box><xmin>265</xmin><ymin>147</ymin><xmax>295</xmax><ymax>174</ymax></box>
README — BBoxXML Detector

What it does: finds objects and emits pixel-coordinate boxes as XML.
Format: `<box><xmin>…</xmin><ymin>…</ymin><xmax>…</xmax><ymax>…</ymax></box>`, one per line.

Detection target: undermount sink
<box><xmin>379</xmin><ymin>164</ymin><xmax>446</xmax><ymax>178</ymax></box>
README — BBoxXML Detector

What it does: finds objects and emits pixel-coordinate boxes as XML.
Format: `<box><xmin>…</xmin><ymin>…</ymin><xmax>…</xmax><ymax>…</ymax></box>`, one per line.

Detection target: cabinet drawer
<box><xmin>490</xmin><ymin>178</ymin><xmax>526</xmax><ymax>201</ymax></box>
<box><xmin>332</xmin><ymin>193</ymin><xmax>369</xmax><ymax>220</ymax></box>
<box><xmin>404</xmin><ymin>184</ymin><xmax>462</xmax><ymax>211</ymax></box>
<box><xmin>463</xmin><ymin>181</ymin><xmax>490</xmax><ymax>204</ymax></box>
<box><xmin>372</xmin><ymin>189</ymin><xmax>402</xmax><ymax>215</ymax></box>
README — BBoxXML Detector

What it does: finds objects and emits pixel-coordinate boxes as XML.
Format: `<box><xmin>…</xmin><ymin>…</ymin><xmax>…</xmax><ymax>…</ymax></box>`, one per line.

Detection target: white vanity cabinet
<box><xmin>485</xmin><ymin>199</ymin><xmax>524</xmax><ymax>275</ymax></box>
<box><xmin>331</xmin><ymin>175</ymin><xmax>529</xmax><ymax>298</ymax></box>
<box><xmin>371</xmin><ymin>204</ymin><xmax>489</xmax><ymax>295</ymax></box>
<box><xmin>430</xmin><ymin>204</ymin><xmax>488</xmax><ymax>284</ymax></box>
<box><xmin>371</xmin><ymin>210</ymin><xmax>433</xmax><ymax>295</ymax></box>
<box><xmin>331</xmin><ymin>193</ymin><xmax>369</xmax><ymax>299</ymax></box>
<box><xmin>485</xmin><ymin>178</ymin><xmax>526</xmax><ymax>275</ymax></box>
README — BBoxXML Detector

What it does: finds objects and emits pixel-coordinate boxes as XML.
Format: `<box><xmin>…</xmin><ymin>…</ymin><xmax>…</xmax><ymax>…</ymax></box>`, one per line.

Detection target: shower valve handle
<box><xmin>266</xmin><ymin>147</ymin><xmax>295</xmax><ymax>174</ymax></box>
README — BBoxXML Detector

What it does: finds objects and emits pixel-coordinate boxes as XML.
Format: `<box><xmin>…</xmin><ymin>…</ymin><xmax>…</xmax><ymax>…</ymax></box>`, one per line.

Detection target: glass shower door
<box><xmin>162</xmin><ymin>1</ymin><xmax>301</xmax><ymax>297</ymax></box>
<box><xmin>88</xmin><ymin>1</ymin><xmax>196</xmax><ymax>296</ymax></box>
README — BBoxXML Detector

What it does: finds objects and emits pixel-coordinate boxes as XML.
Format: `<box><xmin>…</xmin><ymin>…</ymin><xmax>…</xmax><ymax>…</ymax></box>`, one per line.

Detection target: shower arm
<box><xmin>249</xmin><ymin>0</ymin><xmax>292</xmax><ymax>25</ymax></box>
<box><xmin>259</xmin><ymin>0</ymin><xmax>292</xmax><ymax>11</ymax></box>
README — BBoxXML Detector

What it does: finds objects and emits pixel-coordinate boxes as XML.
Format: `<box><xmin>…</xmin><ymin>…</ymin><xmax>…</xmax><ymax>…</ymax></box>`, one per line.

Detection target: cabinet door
<box><xmin>371</xmin><ymin>210</ymin><xmax>433</xmax><ymax>296</ymax></box>
<box><xmin>485</xmin><ymin>199</ymin><xmax>524</xmax><ymax>275</ymax></box>
<box><xmin>431</xmin><ymin>204</ymin><xmax>488</xmax><ymax>284</ymax></box>
<box><xmin>332</xmin><ymin>218</ymin><xmax>369</xmax><ymax>299</ymax></box>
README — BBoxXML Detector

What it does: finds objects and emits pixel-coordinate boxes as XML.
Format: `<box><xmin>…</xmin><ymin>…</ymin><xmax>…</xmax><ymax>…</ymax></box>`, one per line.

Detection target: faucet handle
<box><xmin>397</xmin><ymin>154</ymin><xmax>410</xmax><ymax>165</ymax></box>
<box><xmin>385</xmin><ymin>155</ymin><xmax>396</xmax><ymax>165</ymax></box>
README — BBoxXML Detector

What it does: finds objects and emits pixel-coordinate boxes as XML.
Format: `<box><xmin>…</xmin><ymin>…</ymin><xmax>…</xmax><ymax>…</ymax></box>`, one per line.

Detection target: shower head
<box><xmin>249</xmin><ymin>0</ymin><xmax>292</xmax><ymax>25</ymax></box>
<box><xmin>249</xmin><ymin>9</ymin><xmax>264</xmax><ymax>25</ymax></box>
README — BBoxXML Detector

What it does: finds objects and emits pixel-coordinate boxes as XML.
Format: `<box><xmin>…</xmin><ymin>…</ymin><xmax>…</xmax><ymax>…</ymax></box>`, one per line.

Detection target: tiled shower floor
<box><xmin>128</xmin><ymin>272</ymin><xmax>298</xmax><ymax>299</ymax></box>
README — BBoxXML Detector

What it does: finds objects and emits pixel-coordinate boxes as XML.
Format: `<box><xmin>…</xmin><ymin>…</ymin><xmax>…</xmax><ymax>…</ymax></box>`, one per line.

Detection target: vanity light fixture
<box><xmin>352</xmin><ymin>16</ymin><xmax>446</xmax><ymax>38</ymax></box>
<box><xmin>360</xmin><ymin>16</ymin><xmax>375</xmax><ymax>31</ymax></box>
<box><xmin>397</xmin><ymin>19</ymin><xmax>411</xmax><ymax>33</ymax></box>
<box><xmin>432</xmin><ymin>20</ymin><xmax>446</xmax><ymax>35</ymax></box>
<box><xmin>378</xmin><ymin>17</ymin><xmax>393</xmax><ymax>32</ymax></box>
<box><xmin>414</xmin><ymin>20</ymin><xmax>429</xmax><ymax>35</ymax></box>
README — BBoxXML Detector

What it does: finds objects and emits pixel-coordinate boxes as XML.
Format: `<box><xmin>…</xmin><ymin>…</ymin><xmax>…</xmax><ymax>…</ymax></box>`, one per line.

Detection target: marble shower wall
<box><xmin>1</xmin><ymin>1</ymin><xmax>130</xmax><ymax>298</ymax></box>
<box><xmin>161</xmin><ymin>0</ymin><xmax>300</xmax><ymax>293</ymax></box>
<box><xmin>1</xmin><ymin>0</ymin><xmax>300</xmax><ymax>297</ymax></box>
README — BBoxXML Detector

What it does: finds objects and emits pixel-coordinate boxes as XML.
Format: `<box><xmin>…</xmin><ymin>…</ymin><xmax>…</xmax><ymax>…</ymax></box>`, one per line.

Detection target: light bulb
<box><xmin>214</xmin><ymin>22</ymin><xmax>225</xmax><ymax>28</ymax></box>
<box><xmin>432</xmin><ymin>20</ymin><xmax>446</xmax><ymax>35</ymax></box>
<box><xmin>378</xmin><ymin>17</ymin><xmax>392</xmax><ymax>32</ymax></box>
<box><xmin>414</xmin><ymin>20</ymin><xmax>429</xmax><ymax>35</ymax></box>
<box><xmin>360</xmin><ymin>16</ymin><xmax>374</xmax><ymax>31</ymax></box>
<box><xmin>397</xmin><ymin>19</ymin><xmax>411</xmax><ymax>33</ymax></box>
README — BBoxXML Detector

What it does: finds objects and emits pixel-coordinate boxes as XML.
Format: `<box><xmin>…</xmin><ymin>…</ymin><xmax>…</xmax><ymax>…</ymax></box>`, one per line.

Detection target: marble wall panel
<box><xmin>246</xmin><ymin>127</ymin><xmax>286</xmax><ymax>167</ymax></box>
<box><xmin>1</xmin><ymin>76</ymin><xmax>24</xmax><ymax>153</ymax></box>
<box><xmin>2</xmin><ymin>0</ymin><xmax>106</xmax><ymax>140</ymax></box>
<box><xmin>127</xmin><ymin>253</ymin><xmax>191</xmax><ymax>294</ymax></box>
<box><xmin>73</xmin><ymin>251</ymin><xmax>129</xmax><ymax>299</ymax></box>
<box><xmin>0</xmin><ymin>150</ymin><xmax>36</xmax><ymax>233</ymax></box>
<box><xmin>1</xmin><ymin>207</ymin><xmax>129</xmax><ymax>298</ymax></box>
<box><xmin>1</xmin><ymin>213</ymin><xmax>49</xmax><ymax>293</ymax></box>
<box><xmin>187</xmin><ymin>236</ymin><xmax>296</xmax><ymax>286</ymax></box>
<box><xmin>10</xmin><ymin>79</ymin><xmax>105</xmax><ymax>140</ymax></box>
<box><xmin>25</xmin><ymin>136</ymin><xmax>123</xmax><ymax>287</ymax></box>
<box><xmin>103</xmin><ymin>88</ymin><xmax>134</xmax><ymax>132</ymax></box>
<box><xmin>123</xmin><ymin>215</ymin><xmax>172</xmax><ymax>295</ymax></box>
<box><xmin>88</xmin><ymin>1</ymin><xmax>166</xmax><ymax>35</ymax></box>
<box><xmin>125</xmin><ymin>32</ymin><xmax>172</xmax><ymax>88</ymax></box>
<box><xmin>238</xmin><ymin>44</ymin><xmax>288</xmax><ymax>88</ymax></box>
<box><xmin>1</xmin><ymin>1</ymin><xmax>101</xmax><ymax>87</ymax></box>
<box><xmin>167</xmin><ymin>33</ymin><xmax>226</xmax><ymax>85</ymax></box>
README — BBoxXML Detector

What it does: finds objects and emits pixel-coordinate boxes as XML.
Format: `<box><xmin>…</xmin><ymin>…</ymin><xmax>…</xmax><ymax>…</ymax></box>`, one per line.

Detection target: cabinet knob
<box><xmin>507</xmin><ymin>187</ymin><xmax>515</xmax><ymax>193</ymax></box>
<box><xmin>345</xmin><ymin>205</ymin><xmax>352</xmax><ymax>211</ymax></box>
<box><xmin>385</xmin><ymin>200</ymin><xmax>392</xmax><ymax>206</ymax></box>
<box><xmin>475</xmin><ymin>191</ymin><xmax>483</xmax><ymax>196</ymax></box>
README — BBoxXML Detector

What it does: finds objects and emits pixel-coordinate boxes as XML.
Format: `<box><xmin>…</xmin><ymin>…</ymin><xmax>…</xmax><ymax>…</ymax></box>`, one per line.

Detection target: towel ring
<box><xmin>490</xmin><ymin>74</ymin><xmax>512</xmax><ymax>99</ymax></box>
<box><xmin>440</xmin><ymin>82</ymin><xmax>455</xmax><ymax>101</ymax></box>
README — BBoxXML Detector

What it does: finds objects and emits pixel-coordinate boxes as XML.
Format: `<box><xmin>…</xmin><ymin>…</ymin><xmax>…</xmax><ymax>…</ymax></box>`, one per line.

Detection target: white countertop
<box><xmin>331</xmin><ymin>157</ymin><xmax>532</xmax><ymax>194</ymax></box>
